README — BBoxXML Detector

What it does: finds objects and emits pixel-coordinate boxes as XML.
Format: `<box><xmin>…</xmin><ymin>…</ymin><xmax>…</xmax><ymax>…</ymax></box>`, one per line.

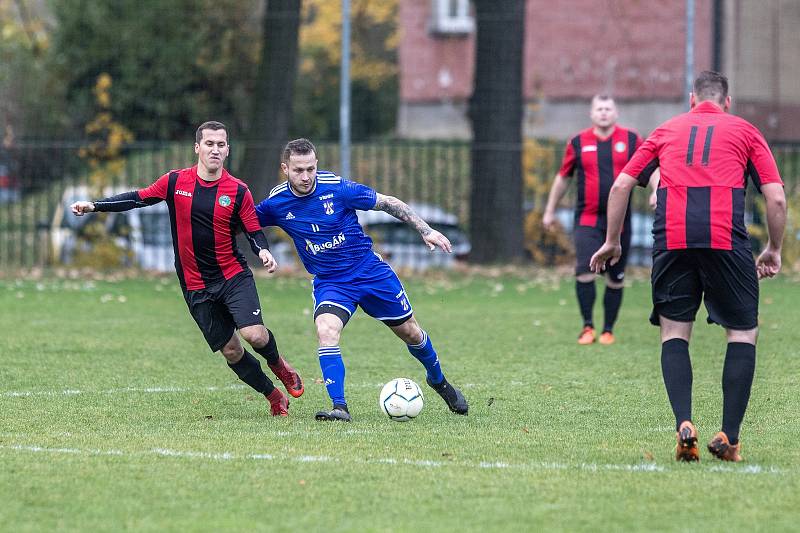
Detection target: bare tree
<box><xmin>242</xmin><ymin>0</ymin><xmax>302</xmax><ymax>197</ymax></box>
<box><xmin>468</xmin><ymin>0</ymin><xmax>526</xmax><ymax>263</ymax></box>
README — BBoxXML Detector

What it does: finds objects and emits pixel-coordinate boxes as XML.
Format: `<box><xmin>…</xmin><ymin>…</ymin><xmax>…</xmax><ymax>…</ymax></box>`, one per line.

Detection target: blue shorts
<box><xmin>312</xmin><ymin>255</ymin><xmax>413</xmax><ymax>326</ymax></box>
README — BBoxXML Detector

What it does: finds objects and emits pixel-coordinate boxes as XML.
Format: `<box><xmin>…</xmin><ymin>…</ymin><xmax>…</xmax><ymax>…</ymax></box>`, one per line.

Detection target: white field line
<box><xmin>1</xmin><ymin>385</ymin><xmax>246</xmax><ymax>398</ymax></box>
<box><xmin>1</xmin><ymin>382</ymin><xmax>495</xmax><ymax>398</ymax></box>
<box><xmin>0</xmin><ymin>443</ymin><xmax>787</xmax><ymax>476</ymax></box>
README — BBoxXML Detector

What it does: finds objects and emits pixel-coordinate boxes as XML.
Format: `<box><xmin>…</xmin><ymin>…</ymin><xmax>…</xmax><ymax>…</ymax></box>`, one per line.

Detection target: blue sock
<box><xmin>319</xmin><ymin>346</ymin><xmax>346</xmax><ymax>407</ymax></box>
<box><xmin>407</xmin><ymin>330</ymin><xmax>444</xmax><ymax>384</ymax></box>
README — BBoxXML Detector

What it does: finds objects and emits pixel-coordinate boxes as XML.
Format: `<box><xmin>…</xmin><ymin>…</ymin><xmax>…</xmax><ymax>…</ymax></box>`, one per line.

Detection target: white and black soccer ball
<box><xmin>379</xmin><ymin>378</ymin><xmax>424</xmax><ymax>422</ymax></box>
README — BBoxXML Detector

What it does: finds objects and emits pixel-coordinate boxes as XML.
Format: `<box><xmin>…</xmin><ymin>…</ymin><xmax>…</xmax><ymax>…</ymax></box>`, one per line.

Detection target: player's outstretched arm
<box><xmin>373</xmin><ymin>193</ymin><xmax>452</xmax><ymax>253</ymax></box>
<box><xmin>756</xmin><ymin>182</ymin><xmax>787</xmax><ymax>279</ymax></box>
<box><xmin>72</xmin><ymin>191</ymin><xmax>156</xmax><ymax>216</ymax></box>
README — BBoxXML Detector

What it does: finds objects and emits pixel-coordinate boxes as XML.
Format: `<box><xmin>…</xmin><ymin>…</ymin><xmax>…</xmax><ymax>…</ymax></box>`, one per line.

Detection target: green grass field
<box><xmin>2</xmin><ymin>271</ymin><xmax>800</xmax><ymax>532</ymax></box>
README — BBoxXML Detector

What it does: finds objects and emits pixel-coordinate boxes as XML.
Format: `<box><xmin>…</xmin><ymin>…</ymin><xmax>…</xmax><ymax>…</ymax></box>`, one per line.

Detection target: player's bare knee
<box><xmin>576</xmin><ymin>273</ymin><xmax>595</xmax><ymax>283</ymax></box>
<box><xmin>315</xmin><ymin>312</ymin><xmax>344</xmax><ymax>345</ymax></box>
<box><xmin>240</xmin><ymin>325</ymin><xmax>268</xmax><ymax>349</ymax></box>
<box><xmin>726</xmin><ymin>327</ymin><xmax>757</xmax><ymax>345</ymax></box>
<box><xmin>391</xmin><ymin>318</ymin><xmax>422</xmax><ymax>344</ymax></box>
<box><xmin>659</xmin><ymin>316</ymin><xmax>692</xmax><ymax>343</ymax></box>
<box><xmin>316</xmin><ymin>322</ymin><xmax>341</xmax><ymax>346</ymax></box>
<box><xmin>220</xmin><ymin>341</ymin><xmax>244</xmax><ymax>363</ymax></box>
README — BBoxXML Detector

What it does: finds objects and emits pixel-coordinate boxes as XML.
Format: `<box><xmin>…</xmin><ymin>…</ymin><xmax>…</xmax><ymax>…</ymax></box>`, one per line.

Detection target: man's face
<box><xmin>590</xmin><ymin>98</ymin><xmax>618</xmax><ymax>129</ymax></box>
<box><xmin>282</xmin><ymin>152</ymin><xmax>318</xmax><ymax>195</ymax></box>
<box><xmin>194</xmin><ymin>129</ymin><xmax>229</xmax><ymax>172</ymax></box>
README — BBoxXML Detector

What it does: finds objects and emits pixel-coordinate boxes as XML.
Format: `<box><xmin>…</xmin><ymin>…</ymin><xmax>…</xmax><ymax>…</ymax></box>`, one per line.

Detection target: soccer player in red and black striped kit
<box><xmin>71</xmin><ymin>121</ymin><xmax>304</xmax><ymax>417</ymax></box>
<box><xmin>543</xmin><ymin>95</ymin><xmax>658</xmax><ymax>345</ymax></box>
<box><xmin>591</xmin><ymin>71</ymin><xmax>787</xmax><ymax>462</ymax></box>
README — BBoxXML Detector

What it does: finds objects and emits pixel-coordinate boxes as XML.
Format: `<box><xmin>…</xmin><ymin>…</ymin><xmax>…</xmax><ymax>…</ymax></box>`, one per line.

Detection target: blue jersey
<box><xmin>255</xmin><ymin>171</ymin><xmax>378</xmax><ymax>279</ymax></box>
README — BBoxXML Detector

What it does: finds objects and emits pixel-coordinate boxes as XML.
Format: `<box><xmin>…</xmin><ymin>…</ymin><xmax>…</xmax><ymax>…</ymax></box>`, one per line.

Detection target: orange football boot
<box><xmin>675</xmin><ymin>420</ymin><xmax>700</xmax><ymax>462</ymax></box>
<box><xmin>707</xmin><ymin>432</ymin><xmax>742</xmax><ymax>462</ymax></box>
<box><xmin>598</xmin><ymin>331</ymin><xmax>615</xmax><ymax>345</ymax></box>
<box><xmin>577</xmin><ymin>326</ymin><xmax>595</xmax><ymax>345</ymax></box>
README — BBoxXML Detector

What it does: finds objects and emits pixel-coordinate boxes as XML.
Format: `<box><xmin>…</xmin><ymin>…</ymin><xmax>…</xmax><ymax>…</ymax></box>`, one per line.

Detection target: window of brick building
<box><xmin>429</xmin><ymin>0</ymin><xmax>474</xmax><ymax>35</ymax></box>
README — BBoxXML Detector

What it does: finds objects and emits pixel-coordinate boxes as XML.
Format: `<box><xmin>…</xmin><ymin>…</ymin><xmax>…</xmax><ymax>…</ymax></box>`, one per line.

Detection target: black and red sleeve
<box><xmin>93</xmin><ymin>173</ymin><xmax>170</xmax><ymax>212</ymax></box>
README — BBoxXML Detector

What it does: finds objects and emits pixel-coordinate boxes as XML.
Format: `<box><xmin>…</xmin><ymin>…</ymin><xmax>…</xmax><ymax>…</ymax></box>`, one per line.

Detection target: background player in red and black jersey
<box><xmin>591</xmin><ymin>72</ymin><xmax>787</xmax><ymax>462</ymax></box>
<box><xmin>70</xmin><ymin>121</ymin><xmax>304</xmax><ymax>417</ymax></box>
<box><xmin>543</xmin><ymin>95</ymin><xmax>657</xmax><ymax>345</ymax></box>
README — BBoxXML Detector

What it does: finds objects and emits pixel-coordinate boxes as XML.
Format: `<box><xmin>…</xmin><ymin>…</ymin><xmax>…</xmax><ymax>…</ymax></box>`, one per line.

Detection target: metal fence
<box><xmin>1</xmin><ymin>139</ymin><xmax>798</xmax><ymax>271</ymax></box>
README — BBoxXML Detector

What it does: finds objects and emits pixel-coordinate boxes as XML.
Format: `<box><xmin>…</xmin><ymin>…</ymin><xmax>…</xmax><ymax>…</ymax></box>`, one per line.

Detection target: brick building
<box><xmin>398</xmin><ymin>0</ymin><xmax>800</xmax><ymax>141</ymax></box>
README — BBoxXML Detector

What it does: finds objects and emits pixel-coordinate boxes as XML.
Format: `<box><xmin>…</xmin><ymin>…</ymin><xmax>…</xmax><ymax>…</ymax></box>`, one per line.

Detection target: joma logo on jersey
<box><xmin>318</xmin><ymin>193</ymin><xmax>334</xmax><ymax>200</ymax></box>
<box><xmin>323</xmin><ymin>201</ymin><xmax>335</xmax><ymax>215</ymax></box>
<box><xmin>175</xmin><ymin>189</ymin><xmax>192</xmax><ymax>198</ymax></box>
<box><xmin>304</xmin><ymin>232</ymin><xmax>346</xmax><ymax>255</ymax></box>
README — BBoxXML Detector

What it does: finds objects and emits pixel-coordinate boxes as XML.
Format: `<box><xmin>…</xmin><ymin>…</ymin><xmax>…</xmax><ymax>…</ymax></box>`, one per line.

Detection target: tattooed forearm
<box><xmin>374</xmin><ymin>195</ymin><xmax>433</xmax><ymax>236</ymax></box>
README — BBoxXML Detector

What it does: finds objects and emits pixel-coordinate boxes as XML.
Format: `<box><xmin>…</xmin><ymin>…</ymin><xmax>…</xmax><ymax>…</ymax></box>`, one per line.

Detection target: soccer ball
<box><xmin>379</xmin><ymin>378</ymin><xmax>424</xmax><ymax>422</ymax></box>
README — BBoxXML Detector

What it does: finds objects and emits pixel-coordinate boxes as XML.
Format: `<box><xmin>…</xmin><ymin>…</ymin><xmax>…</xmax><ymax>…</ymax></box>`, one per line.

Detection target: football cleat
<box><xmin>266</xmin><ymin>388</ymin><xmax>289</xmax><ymax>417</ymax></box>
<box><xmin>707</xmin><ymin>432</ymin><xmax>742</xmax><ymax>462</ymax></box>
<box><xmin>315</xmin><ymin>405</ymin><xmax>352</xmax><ymax>422</ymax></box>
<box><xmin>426</xmin><ymin>377</ymin><xmax>468</xmax><ymax>415</ymax></box>
<box><xmin>268</xmin><ymin>356</ymin><xmax>304</xmax><ymax>398</ymax></box>
<box><xmin>578</xmin><ymin>326</ymin><xmax>596</xmax><ymax>345</ymax></box>
<box><xmin>598</xmin><ymin>331</ymin><xmax>615</xmax><ymax>345</ymax></box>
<box><xmin>675</xmin><ymin>420</ymin><xmax>700</xmax><ymax>462</ymax></box>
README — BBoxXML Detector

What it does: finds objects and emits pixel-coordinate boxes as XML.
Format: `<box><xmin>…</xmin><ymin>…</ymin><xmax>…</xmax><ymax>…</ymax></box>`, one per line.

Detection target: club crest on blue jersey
<box><xmin>324</xmin><ymin>201</ymin><xmax>334</xmax><ymax>215</ymax></box>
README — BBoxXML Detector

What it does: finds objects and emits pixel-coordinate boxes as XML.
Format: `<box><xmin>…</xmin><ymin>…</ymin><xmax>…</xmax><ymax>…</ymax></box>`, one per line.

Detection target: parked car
<box><xmin>51</xmin><ymin>185</ymin><xmax>174</xmax><ymax>271</ymax></box>
<box><xmin>0</xmin><ymin>158</ymin><xmax>21</xmax><ymax>204</ymax></box>
<box><xmin>357</xmin><ymin>203</ymin><xmax>471</xmax><ymax>270</ymax></box>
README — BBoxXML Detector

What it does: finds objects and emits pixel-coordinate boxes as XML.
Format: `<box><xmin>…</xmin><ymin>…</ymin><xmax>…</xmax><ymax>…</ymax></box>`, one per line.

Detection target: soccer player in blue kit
<box><xmin>256</xmin><ymin>138</ymin><xmax>468</xmax><ymax>422</ymax></box>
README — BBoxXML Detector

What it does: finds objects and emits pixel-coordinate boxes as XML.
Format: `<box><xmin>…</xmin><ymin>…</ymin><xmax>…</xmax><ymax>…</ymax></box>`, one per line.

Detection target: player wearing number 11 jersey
<box><xmin>255</xmin><ymin>138</ymin><xmax>468</xmax><ymax>422</ymax></box>
<box><xmin>590</xmin><ymin>71</ymin><xmax>786</xmax><ymax>462</ymax></box>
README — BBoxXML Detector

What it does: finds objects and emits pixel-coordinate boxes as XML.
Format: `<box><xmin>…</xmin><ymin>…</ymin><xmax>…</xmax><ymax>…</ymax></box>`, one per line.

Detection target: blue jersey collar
<box><xmin>288</xmin><ymin>176</ymin><xmax>318</xmax><ymax>197</ymax></box>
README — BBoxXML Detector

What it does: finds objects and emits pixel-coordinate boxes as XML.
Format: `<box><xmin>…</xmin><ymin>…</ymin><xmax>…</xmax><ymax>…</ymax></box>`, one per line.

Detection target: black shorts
<box><xmin>183</xmin><ymin>271</ymin><xmax>264</xmax><ymax>351</ymax></box>
<box><xmin>574</xmin><ymin>225</ymin><xmax>631</xmax><ymax>282</ymax></box>
<box><xmin>649</xmin><ymin>248</ymin><xmax>758</xmax><ymax>330</ymax></box>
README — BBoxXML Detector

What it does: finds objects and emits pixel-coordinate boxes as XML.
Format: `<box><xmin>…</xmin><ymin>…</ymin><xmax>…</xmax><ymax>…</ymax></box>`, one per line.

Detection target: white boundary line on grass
<box><xmin>1</xmin><ymin>382</ymin><xmax>494</xmax><ymax>398</ymax></box>
<box><xmin>1</xmin><ymin>385</ymin><xmax>248</xmax><ymax>397</ymax></box>
<box><xmin>0</xmin><ymin>443</ymin><xmax>786</xmax><ymax>476</ymax></box>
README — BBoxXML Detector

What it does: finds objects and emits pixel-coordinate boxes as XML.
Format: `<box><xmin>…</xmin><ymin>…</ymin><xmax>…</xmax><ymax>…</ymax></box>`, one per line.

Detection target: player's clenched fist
<box><xmin>71</xmin><ymin>201</ymin><xmax>95</xmax><ymax>216</ymax></box>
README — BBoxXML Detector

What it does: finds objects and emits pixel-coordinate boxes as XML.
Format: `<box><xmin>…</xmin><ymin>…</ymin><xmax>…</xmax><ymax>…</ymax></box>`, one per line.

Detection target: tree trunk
<box><xmin>242</xmin><ymin>0</ymin><xmax>302</xmax><ymax>198</ymax></box>
<box><xmin>468</xmin><ymin>0</ymin><xmax>526</xmax><ymax>264</ymax></box>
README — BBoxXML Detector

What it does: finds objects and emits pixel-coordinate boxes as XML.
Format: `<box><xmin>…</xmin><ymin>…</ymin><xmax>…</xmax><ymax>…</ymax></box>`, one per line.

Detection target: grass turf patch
<box><xmin>2</xmin><ymin>273</ymin><xmax>800</xmax><ymax>531</ymax></box>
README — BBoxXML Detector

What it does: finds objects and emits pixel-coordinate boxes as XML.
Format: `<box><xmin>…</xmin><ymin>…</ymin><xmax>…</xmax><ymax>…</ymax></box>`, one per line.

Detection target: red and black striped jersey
<box><xmin>558</xmin><ymin>126</ymin><xmax>643</xmax><ymax>229</ymax></box>
<box><xmin>138</xmin><ymin>166</ymin><xmax>262</xmax><ymax>290</ymax></box>
<box><xmin>622</xmin><ymin>101</ymin><xmax>783</xmax><ymax>251</ymax></box>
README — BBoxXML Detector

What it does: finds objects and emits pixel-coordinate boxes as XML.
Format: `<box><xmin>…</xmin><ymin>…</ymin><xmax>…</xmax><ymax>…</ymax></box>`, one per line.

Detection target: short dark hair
<box><xmin>282</xmin><ymin>138</ymin><xmax>317</xmax><ymax>163</ymax></box>
<box><xmin>592</xmin><ymin>93</ymin><xmax>614</xmax><ymax>104</ymax></box>
<box><xmin>195</xmin><ymin>121</ymin><xmax>228</xmax><ymax>144</ymax></box>
<box><xmin>693</xmin><ymin>71</ymin><xmax>728</xmax><ymax>104</ymax></box>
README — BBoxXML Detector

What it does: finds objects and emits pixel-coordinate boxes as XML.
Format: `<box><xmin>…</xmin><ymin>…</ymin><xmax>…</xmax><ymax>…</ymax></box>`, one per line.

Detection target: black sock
<box><xmin>228</xmin><ymin>350</ymin><xmax>275</xmax><ymax>395</ymax></box>
<box><xmin>721</xmin><ymin>342</ymin><xmax>756</xmax><ymax>445</ymax></box>
<box><xmin>603</xmin><ymin>286</ymin><xmax>623</xmax><ymax>332</ymax></box>
<box><xmin>575</xmin><ymin>280</ymin><xmax>595</xmax><ymax>327</ymax></box>
<box><xmin>661</xmin><ymin>338</ymin><xmax>692</xmax><ymax>430</ymax></box>
<box><xmin>252</xmin><ymin>329</ymin><xmax>280</xmax><ymax>366</ymax></box>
